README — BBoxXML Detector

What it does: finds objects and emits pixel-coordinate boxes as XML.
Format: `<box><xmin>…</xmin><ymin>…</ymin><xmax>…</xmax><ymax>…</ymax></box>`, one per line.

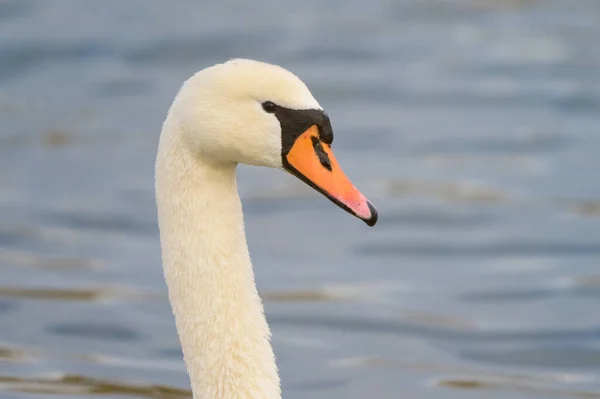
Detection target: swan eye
<box><xmin>262</xmin><ymin>101</ymin><xmax>277</xmax><ymax>113</ymax></box>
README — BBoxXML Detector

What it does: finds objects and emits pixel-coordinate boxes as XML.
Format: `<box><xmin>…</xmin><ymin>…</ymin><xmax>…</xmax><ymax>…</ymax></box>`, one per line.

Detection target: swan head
<box><xmin>170</xmin><ymin>58</ymin><xmax>378</xmax><ymax>226</ymax></box>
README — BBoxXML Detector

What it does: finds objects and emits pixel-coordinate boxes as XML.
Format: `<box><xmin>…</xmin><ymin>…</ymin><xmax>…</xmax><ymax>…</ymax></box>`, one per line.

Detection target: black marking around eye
<box><xmin>269</xmin><ymin>104</ymin><xmax>333</xmax><ymax>157</ymax></box>
<box><xmin>311</xmin><ymin>136</ymin><xmax>332</xmax><ymax>171</ymax></box>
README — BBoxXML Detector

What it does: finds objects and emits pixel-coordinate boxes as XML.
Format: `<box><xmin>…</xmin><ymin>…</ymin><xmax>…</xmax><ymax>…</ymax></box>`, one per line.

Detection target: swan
<box><xmin>155</xmin><ymin>58</ymin><xmax>378</xmax><ymax>399</ymax></box>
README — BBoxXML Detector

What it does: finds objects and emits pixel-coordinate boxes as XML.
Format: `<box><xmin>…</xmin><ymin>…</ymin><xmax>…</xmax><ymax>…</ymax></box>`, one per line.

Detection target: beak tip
<box><xmin>363</xmin><ymin>201</ymin><xmax>378</xmax><ymax>227</ymax></box>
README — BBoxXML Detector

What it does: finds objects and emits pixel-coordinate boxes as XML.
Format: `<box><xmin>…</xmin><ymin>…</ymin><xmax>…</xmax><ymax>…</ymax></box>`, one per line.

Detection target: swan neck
<box><xmin>155</xmin><ymin>128</ymin><xmax>281</xmax><ymax>399</ymax></box>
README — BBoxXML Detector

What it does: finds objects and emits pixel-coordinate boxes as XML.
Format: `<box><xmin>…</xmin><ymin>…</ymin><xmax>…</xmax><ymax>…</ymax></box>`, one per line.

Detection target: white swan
<box><xmin>155</xmin><ymin>58</ymin><xmax>377</xmax><ymax>399</ymax></box>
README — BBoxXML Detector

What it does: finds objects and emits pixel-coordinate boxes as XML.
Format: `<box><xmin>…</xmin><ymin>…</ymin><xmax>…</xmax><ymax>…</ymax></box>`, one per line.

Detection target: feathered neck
<box><xmin>155</xmin><ymin>117</ymin><xmax>281</xmax><ymax>399</ymax></box>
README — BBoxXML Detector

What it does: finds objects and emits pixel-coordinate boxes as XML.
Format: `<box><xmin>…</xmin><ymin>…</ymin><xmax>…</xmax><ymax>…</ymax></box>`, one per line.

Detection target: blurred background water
<box><xmin>1</xmin><ymin>0</ymin><xmax>600</xmax><ymax>398</ymax></box>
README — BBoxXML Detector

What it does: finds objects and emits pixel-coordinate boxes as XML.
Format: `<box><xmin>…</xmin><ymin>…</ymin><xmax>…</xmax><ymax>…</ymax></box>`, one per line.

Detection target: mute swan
<box><xmin>155</xmin><ymin>58</ymin><xmax>377</xmax><ymax>399</ymax></box>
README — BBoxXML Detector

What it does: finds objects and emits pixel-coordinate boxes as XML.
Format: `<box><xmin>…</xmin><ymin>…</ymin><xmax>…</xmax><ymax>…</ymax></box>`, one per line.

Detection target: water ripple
<box><xmin>358</xmin><ymin>241</ymin><xmax>600</xmax><ymax>258</ymax></box>
<box><xmin>0</xmin><ymin>374</ymin><xmax>191</xmax><ymax>398</ymax></box>
<box><xmin>0</xmin><ymin>286</ymin><xmax>160</xmax><ymax>302</ymax></box>
<box><xmin>270</xmin><ymin>313</ymin><xmax>600</xmax><ymax>344</ymax></box>
<box><xmin>48</xmin><ymin>323</ymin><xmax>140</xmax><ymax>342</ymax></box>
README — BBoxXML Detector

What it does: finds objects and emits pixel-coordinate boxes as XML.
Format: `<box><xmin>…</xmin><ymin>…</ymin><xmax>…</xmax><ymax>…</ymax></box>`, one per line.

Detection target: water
<box><xmin>1</xmin><ymin>0</ymin><xmax>600</xmax><ymax>398</ymax></box>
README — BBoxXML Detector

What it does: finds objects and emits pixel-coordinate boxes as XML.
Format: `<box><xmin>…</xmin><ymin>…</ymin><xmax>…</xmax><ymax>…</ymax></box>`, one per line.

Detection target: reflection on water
<box><xmin>358</xmin><ymin>240</ymin><xmax>600</xmax><ymax>257</ymax></box>
<box><xmin>0</xmin><ymin>249</ymin><xmax>99</xmax><ymax>269</ymax></box>
<box><xmin>0</xmin><ymin>346</ymin><xmax>26</xmax><ymax>364</ymax></box>
<box><xmin>436</xmin><ymin>377</ymin><xmax>600</xmax><ymax>399</ymax></box>
<box><xmin>0</xmin><ymin>287</ymin><xmax>156</xmax><ymax>302</ymax></box>
<box><xmin>0</xmin><ymin>375</ymin><xmax>191</xmax><ymax>398</ymax></box>
<box><xmin>1</xmin><ymin>0</ymin><xmax>600</xmax><ymax>398</ymax></box>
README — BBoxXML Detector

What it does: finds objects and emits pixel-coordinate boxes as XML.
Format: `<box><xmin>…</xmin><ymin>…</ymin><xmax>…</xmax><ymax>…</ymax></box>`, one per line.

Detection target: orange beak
<box><xmin>282</xmin><ymin>125</ymin><xmax>378</xmax><ymax>226</ymax></box>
